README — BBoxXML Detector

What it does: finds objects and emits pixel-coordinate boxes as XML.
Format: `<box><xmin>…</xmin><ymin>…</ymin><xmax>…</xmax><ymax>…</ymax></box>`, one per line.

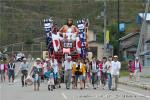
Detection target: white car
<box><xmin>16</xmin><ymin>53</ymin><xmax>25</xmax><ymax>61</ymax></box>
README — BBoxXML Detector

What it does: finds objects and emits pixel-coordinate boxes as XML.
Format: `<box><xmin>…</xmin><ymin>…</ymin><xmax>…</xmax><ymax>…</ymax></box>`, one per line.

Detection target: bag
<box><xmin>25</xmin><ymin>75</ymin><xmax>33</xmax><ymax>86</ymax></box>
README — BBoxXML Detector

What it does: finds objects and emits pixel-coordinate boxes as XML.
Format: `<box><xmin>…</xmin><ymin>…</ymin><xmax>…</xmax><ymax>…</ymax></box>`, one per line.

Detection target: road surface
<box><xmin>0</xmin><ymin>61</ymin><xmax>150</xmax><ymax>100</ymax></box>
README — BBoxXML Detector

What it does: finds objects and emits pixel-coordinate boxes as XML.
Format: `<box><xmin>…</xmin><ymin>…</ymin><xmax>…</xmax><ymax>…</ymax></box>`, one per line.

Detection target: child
<box><xmin>47</xmin><ymin>67</ymin><xmax>55</xmax><ymax>91</ymax></box>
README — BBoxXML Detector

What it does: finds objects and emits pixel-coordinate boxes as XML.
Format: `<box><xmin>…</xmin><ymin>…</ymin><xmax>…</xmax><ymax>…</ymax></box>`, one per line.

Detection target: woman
<box><xmin>85</xmin><ymin>59</ymin><xmax>90</xmax><ymax>88</ymax></box>
<box><xmin>30</xmin><ymin>58</ymin><xmax>43</xmax><ymax>91</ymax></box>
<box><xmin>128</xmin><ymin>60</ymin><xmax>133</xmax><ymax>81</ymax></box>
<box><xmin>97</xmin><ymin>59</ymin><xmax>103</xmax><ymax>88</ymax></box>
<box><xmin>101</xmin><ymin>57</ymin><xmax>107</xmax><ymax>89</ymax></box>
<box><xmin>106</xmin><ymin>56</ymin><xmax>112</xmax><ymax>90</ymax></box>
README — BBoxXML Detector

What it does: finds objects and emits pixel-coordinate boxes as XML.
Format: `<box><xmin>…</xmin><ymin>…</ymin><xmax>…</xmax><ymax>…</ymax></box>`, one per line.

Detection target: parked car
<box><xmin>16</xmin><ymin>52</ymin><xmax>25</xmax><ymax>61</ymax></box>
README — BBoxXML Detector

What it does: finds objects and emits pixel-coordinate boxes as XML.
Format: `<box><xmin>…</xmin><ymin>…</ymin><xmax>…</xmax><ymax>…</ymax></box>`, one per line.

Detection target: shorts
<box><xmin>48</xmin><ymin>78</ymin><xmax>54</xmax><ymax>85</ymax></box>
<box><xmin>134</xmin><ymin>69</ymin><xmax>140</xmax><ymax>76</ymax></box>
<box><xmin>75</xmin><ymin>75</ymin><xmax>83</xmax><ymax>81</ymax></box>
<box><xmin>33</xmin><ymin>74</ymin><xmax>41</xmax><ymax>86</ymax></box>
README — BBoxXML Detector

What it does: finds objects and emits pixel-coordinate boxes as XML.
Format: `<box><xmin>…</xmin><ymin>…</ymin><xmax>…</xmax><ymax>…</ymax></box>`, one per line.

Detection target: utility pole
<box><xmin>117</xmin><ymin>0</ymin><xmax>120</xmax><ymax>57</ymax></box>
<box><xmin>103</xmin><ymin>0</ymin><xmax>107</xmax><ymax>57</ymax></box>
<box><xmin>136</xmin><ymin>0</ymin><xmax>149</xmax><ymax>63</ymax></box>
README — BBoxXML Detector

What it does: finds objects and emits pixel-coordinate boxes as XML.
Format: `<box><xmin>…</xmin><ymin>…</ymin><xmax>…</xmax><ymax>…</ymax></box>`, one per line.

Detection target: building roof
<box><xmin>139</xmin><ymin>13</ymin><xmax>150</xmax><ymax>21</ymax></box>
<box><xmin>119</xmin><ymin>32</ymin><xmax>139</xmax><ymax>41</ymax></box>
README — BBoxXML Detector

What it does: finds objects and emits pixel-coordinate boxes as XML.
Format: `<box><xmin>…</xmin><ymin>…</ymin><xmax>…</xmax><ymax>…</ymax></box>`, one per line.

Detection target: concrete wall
<box><xmin>88</xmin><ymin>30</ymin><xmax>96</xmax><ymax>42</ymax></box>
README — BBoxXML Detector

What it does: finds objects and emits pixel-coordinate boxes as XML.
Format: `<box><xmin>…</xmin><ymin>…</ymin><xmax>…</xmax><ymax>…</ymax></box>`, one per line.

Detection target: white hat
<box><xmin>45</xmin><ymin>58</ymin><xmax>49</xmax><ymax>61</ymax></box>
<box><xmin>67</xmin><ymin>56</ymin><xmax>72</xmax><ymax>59</ymax></box>
<box><xmin>36</xmin><ymin>58</ymin><xmax>41</xmax><ymax>61</ymax></box>
<box><xmin>136</xmin><ymin>57</ymin><xmax>139</xmax><ymax>60</ymax></box>
<box><xmin>23</xmin><ymin>58</ymin><xmax>27</xmax><ymax>61</ymax></box>
<box><xmin>114</xmin><ymin>55</ymin><xmax>118</xmax><ymax>58</ymax></box>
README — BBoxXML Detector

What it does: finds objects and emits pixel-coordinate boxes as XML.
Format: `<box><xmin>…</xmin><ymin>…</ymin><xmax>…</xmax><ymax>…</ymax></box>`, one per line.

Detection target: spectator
<box><xmin>132</xmin><ymin>57</ymin><xmax>142</xmax><ymax>81</ymax></box>
<box><xmin>111</xmin><ymin>55</ymin><xmax>121</xmax><ymax>91</ymax></box>
<box><xmin>0</xmin><ymin>60</ymin><xmax>7</xmax><ymax>82</ymax></box>
<box><xmin>19</xmin><ymin>58</ymin><xmax>29</xmax><ymax>87</ymax></box>
<box><xmin>8</xmin><ymin>60</ymin><xmax>15</xmax><ymax>83</ymax></box>
<box><xmin>128</xmin><ymin>60</ymin><xmax>133</xmax><ymax>81</ymax></box>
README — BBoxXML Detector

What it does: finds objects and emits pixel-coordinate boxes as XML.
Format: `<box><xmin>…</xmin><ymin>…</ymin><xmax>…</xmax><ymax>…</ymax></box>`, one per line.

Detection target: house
<box><xmin>119</xmin><ymin>32</ymin><xmax>140</xmax><ymax>61</ymax></box>
<box><xmin>88</xmin><ymin>30</ymin><xmax>113</xmax><ymax>59</ymax></box>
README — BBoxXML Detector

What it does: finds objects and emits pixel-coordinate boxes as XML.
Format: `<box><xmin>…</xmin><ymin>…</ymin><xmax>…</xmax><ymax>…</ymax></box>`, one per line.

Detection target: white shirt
<box><xmin>106</xmin><ymin>61</ymin><xmax>112</xmax><ymax>73</ymax></box>
<box><xmin>111</xmin><ymin>61</ymin><xmax>121</xmax><ymax>75</ymax></box>
<box><xmin>50</xmin><ymin>59</ymin><xmax>58</xmax><ymax>74</ymax></box>
<box><xmin>102</xmin><ymin>62</ymin><xmax>107</xmax><ymax>73</ymax></box>
<box><xmin>20</xmin><ymin>62</ymin><xmax>29</xmax><ymax>71</ymax></box>
<box><xmin>43</xmin><ymin>62</ymin><xmax>48</xmax><ymax>73</ymax></box>
<box><xmin>64</xmin><ymin>60</ymin><xmax>73</xmax><ymax>71</ymax></box>
<box><xmin>0</xmin><ymin>64</ymin><xmax>4</xmax><ymax>70</ymax></box>
<box><xmin>135</xmin><ymin>61</ymin><xmax>140</xmax><ymax>69</ymax></box>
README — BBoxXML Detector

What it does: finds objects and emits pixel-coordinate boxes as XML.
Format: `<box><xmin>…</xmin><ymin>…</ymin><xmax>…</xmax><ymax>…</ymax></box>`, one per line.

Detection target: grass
<box><xmin>120</xmin><ymin>70</ymin><xmax>129</xmax><ymax>77</ymax></box>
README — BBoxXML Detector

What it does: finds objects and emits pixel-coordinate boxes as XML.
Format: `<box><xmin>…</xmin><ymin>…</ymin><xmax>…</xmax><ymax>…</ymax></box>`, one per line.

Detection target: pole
<box><xmin>103</xmin><ymin>0</ymin><xmax>107</xmax><ymax>57</ymax></box>
<box><xmin>117</xmin><ymin>0</ymin><xmax>120</xmax><ymax>58</ymax></box>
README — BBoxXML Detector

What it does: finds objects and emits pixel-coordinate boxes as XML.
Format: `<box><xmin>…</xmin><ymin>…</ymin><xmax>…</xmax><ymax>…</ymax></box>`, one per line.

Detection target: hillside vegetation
<box><xmin>0</xmin><ymin>0</ymin><xmax>145</xmax><ymax>46</ymax></box>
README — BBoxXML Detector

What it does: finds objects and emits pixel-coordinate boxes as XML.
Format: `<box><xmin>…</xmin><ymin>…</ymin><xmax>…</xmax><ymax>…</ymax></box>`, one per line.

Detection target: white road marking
<box><xmin>62</xmin><ymin>93</ymin><xmax>67</xmax><ymax>100</ymax></box>
<box><xmin>119</xmin><ymin>88</ymin><xmax>150</xmax><ymax>99</ymax></box>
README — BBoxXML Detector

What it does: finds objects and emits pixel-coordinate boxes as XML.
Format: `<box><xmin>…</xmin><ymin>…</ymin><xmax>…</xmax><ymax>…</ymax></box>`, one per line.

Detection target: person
<box><xmin>101</xmin><ymin>57</ymin><xmax>107</xmax><ymax>89</ymax></box>
<box><xmin>43</xmin><ymin>58</ymin><xmax>50</xmax><ymax>80</ymax></box>
<box><xmin>106</xmin><ymin>56</ymin><xmax>112</xmax><ymax>90</ymax></box>
<box><xmin>59</xmin><ymin>18</ymin><xmax>78</xmax><ymax>41</ymax></box>
<box><xmin>111</xmin><ymin>55</ymin><xmax>121</xmax><ymax>91</ymax></box>
<box><xmin>132</xmin><ymin>57</ymin><xmax>142</xmax><ymax>81</ymax></box>
<box><xmin>63</xmin><ymin>56</ymin><xmax>73</xmax><ymax>89</ymax></box>
<box><xmin>19</xmin><ymin>58</ymin><xmax>29</xmax><ymax>87</ymax></box>
<box><xmin>97</xmin><ymin>59</ymin><xmax>102</xmax><ymax>88</ymax></box>
<box><xmin>0</xmin><ymin>60</ymin><xmax>7</xmax><ymax>82</ymax></box>
<box><xmin>72</xmin><ymin>58</ymin><xmax>86</xmax><ymax>90</ymax></box>
<box><xmin>30</xmin><ymin>58</ymin><xmax>43</xmax><ymax>91</ymax></box>
<box><xmin>90</xmin><ymin>57</ymin><xmax>99</xmax><ymax>89</ymax></box>
<box><xmin>47</xmin><ymin>66</ymin><xmax>55</xmax><ymax>91</ymax></box>
<box><xmin>128</xmin><ymin>60</ymin><xmax>133</xmax><ymax>81</ymax></box>
<box><xmin>8</xmin><ymin>60</ymin><xmax>15</xmax><ymax>83</ymax></box>
<box><xmin>85</xmin><ymin>58</ymin><xmax>90</xmax><ymax>88</ymax></box>
<box><xmin>50</xmin><ymin>55</ymin><xmax>60</xmax><ymax>88</ymax></box>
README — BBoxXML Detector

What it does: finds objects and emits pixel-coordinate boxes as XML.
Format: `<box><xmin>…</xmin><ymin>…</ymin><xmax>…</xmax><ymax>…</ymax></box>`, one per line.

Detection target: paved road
<box><xmin>0</xmin><ymin>80</ymin><xmax>150</xmax><ymax>100</ymax></box>
<box><xmin>0</xmin><ymin>62</ymin><xmax>150</xmax><ymax>100</ymax></box>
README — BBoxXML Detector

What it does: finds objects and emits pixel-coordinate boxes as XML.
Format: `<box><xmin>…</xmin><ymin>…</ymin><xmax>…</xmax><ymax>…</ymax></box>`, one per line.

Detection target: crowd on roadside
<box><xmin>0</xmin><ymin>55</ymin><xmax>142</xmax><ymax>92</ymax></box>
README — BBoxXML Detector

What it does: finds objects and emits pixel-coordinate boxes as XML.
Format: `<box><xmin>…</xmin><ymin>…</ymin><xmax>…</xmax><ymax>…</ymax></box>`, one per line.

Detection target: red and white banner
<box><xmin>76</xmin><ymin>37</ymin><xmax>81</xmax><ymax>54</ymax></box>
<box><xmin>52</xmin><ymin>33</ymin><xmax>60</xmax><ymax>52</ymax></box>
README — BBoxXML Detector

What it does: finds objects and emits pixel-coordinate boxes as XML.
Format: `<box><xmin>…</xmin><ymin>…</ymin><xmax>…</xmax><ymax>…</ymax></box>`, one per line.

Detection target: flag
<box><xmin>105</xmin><ymin>30</ymin><xmax>110</xmax><ymax>44</ymax></box>
<box><xmin>76</xmin><ymin>37</ymin><xmax>81</xmax><ymax>54</ymax></box>
<box><xmin>52</xmin><ymin>33</ymin><xmax>60</xmax><ymax>52</ymax></box>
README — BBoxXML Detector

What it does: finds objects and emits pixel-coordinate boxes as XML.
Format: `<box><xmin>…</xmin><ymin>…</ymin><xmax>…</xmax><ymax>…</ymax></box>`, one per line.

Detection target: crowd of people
<box><xmin>26</xmin><ymin>55</ymin><xmax>121</xmax><ymax>91</ymax></box>
<box><xmin>0</xmin><ymin>55</ymin><xmax>143</xmax><ymax>92</ymax></box>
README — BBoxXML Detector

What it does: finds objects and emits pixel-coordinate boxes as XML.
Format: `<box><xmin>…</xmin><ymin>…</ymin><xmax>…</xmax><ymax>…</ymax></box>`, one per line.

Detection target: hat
<box><xmin>114</xmin><ymin>55</ymin><xmax>118</xmax><ymax>58</ymax></box>
<box><xmin>23</xmin><ymin>58</ymin><xmax>27</xmax><ymax>61</ymax></box>
<box><xmin>36</xmin><ymin>58</ymin><xmax>41</xmax><ymax>61</ymax></box>
<box><xmin>67</xmin><ymin>56</ymin><xmax>72</xmax><ymax>59</ymax></box>
<box><xmin>135</xmin><ymin>57</ymin><xmax>139</xmax><ymax>60</ymax></box>
<box><xmin>45</xmin><ymin>58</ymin><xmax>50</xmax><ymax>61</ymax></box>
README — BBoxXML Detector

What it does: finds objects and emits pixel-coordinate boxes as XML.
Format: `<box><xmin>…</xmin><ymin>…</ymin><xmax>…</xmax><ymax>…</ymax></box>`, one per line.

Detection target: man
<box><xmin>63</xmin><ymin>56</ymin><xmax>73</xmax><ymax>89</ymax></box>
<box><xmin>19</xmin><ymin>58</ymin><xmax>29</xmax><ymax>87</ymax></box>
<box><xmin>132</xmin><ymin>57</ymin><xmax>142</xmax><ymax>81</ymax></box>
<box><xmin>111</xmin><ymin>55</ymin><xmax>121</xmax><ymax>91</ymax></box>
<box><xmin>59</xmin><ymin>18</ymin><xmax>78</xmax><ymax>41</ymax></box>
<box><xmin>72</xmin><ymin>58</ymin><xmax>86</xmax><ymax>90</ymax></box>
<box><xmin>8</xmin><ymin>60</ymin><xmax>15</xmax><ymax>83</ymax></box>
